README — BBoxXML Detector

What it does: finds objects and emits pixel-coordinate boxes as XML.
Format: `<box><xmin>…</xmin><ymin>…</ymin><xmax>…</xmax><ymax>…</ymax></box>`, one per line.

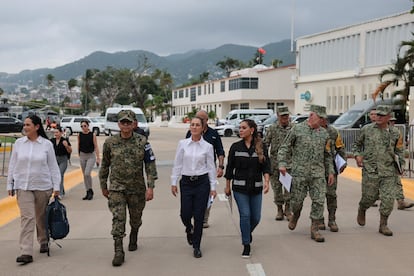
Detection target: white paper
<box><xmin>335</xmin><ymin>154</ymin><xmax>347</xmax><ymax>174</ymax></box>
<box><xmin>207</xmin><ymin>195</ymin><xmax>214</xmax><ymax>208</ymax></box>
<box><xmin>279</xmin><ymin>172</ymin><xmax>292</xmax><ymax>192</ymax></box>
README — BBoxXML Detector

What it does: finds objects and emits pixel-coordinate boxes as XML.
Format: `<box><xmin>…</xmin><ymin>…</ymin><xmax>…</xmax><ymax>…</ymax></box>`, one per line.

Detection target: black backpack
<box><xmin>45</xmin><ymin>196</ymin><xmax>70</xmax><ymax>255</ymax></box>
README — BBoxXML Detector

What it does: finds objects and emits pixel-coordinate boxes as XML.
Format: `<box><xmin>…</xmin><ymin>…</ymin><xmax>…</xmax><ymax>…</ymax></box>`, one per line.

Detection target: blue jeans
<box><xmin>233</xmin><ymin>191</ymin><xmax>262</xmax><ymax>245</ymax></box>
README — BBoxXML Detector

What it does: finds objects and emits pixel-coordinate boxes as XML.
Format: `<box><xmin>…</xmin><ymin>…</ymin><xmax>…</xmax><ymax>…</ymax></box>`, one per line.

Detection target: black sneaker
<box><xmin>16</xmin><ymin>255</ymin><xmax>33</xmax><ymax>264</ymax></box>
<box><xmin>242</xmin><ymin>244</ymin><xmax>250</xmax><ymax>258</ymax></box>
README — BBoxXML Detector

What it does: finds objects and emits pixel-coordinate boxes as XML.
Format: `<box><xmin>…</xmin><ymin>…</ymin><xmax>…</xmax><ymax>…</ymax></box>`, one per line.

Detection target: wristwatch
<box><xmin>218</xmin><ymin>165</ymin><xmax>225</xmax><ymax>169</ymax></box>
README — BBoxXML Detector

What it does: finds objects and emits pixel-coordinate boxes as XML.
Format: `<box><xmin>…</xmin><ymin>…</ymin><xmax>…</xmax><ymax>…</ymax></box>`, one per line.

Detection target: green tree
<box><xmin>216</xmin><ymin>57</ymin><xmax>243</xmax><ymax>77</ymax></box>
<box><xmin>46</xmin><ymin>74</ymin><xmax>55</xmax><ymax>88</ymax></box>
<box><xmin>374</xmin><ymin>35</ymin><xmax>414</xmax><ymax>110</ymax></box>
<box><xmin>271</xmin><ymin>59</ymin><xmax>283</xmax><ymax>68</ymax></box>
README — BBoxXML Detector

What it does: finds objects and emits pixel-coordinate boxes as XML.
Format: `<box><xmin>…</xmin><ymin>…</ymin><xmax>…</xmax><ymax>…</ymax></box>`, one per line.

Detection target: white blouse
<box><xmin>171</xmin><ymin>136</ymin><xmax>217</xmax><ymax>191</ymax></box>
<box><xmin>6</xmin><ymin>136</ymin><xmax>61</xmax><ymax>192</ymax></box>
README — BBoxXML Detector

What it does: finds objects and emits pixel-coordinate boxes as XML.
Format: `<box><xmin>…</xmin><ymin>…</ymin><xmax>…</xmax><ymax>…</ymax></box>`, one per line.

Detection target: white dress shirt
<box><xmin>171</xmin><ymin>136</ymin><xmax>217</xmax><ymax>191</ymax></box>
<box><xmin>7</xmin><ymin>136</ymin><xmax>61</xmax><ymax>192</ymax></box>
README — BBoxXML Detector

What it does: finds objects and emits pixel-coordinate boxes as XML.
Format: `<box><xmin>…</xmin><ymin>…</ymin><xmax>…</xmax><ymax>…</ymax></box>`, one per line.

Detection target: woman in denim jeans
<box><xmin>224</xmin><ymin>119</ymin><xmax>270</xmax><ymax>258</ymax></box>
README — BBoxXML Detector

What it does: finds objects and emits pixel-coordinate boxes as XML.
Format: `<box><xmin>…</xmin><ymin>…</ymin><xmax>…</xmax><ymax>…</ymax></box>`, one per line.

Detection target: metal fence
<box><xmin>338</xmin><ymin>124</ymin><xmax>406</xmax><ymax>157</ymax></box>
<box><xmin>0</xmin><ymin>135</ymin><xmax>19</xmax><ymax>177</ymax></box>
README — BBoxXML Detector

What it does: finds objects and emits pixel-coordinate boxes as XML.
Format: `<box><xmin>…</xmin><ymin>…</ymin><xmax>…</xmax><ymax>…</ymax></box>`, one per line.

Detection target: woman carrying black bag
<box><xmin>50</xmin><ymin>126</ymin><xmax>72</xmax><ymax>197</ymax></box>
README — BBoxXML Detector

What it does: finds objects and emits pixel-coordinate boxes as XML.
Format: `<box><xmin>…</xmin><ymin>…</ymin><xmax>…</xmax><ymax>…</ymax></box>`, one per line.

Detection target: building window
<box><xmin>220</xmin><ymin>81</ymin><xmax>225</xmax><ymax>92</ymax></box>
<box><xmin>174</xmin><ymin>91</ymin><xmax>177</xmax><ymax>99</ymax></box>
<box><xmin>190</xmin><ymin>87</ymin><xmax>196</xmax><ymax>102</ymax></box>
<box><xmin>185</xmin><ymin>89</ymin><xmax>188</xmax><ymax>98</ymax></box>
<box><xmin>240</xmin><ymin>103</ymin><xmax>249</xmax><ymax>109</ymax></box>
<box><xmin>211</xmin><ymin>83</ymin><xmax>214</xmax><ymax>94</ymax></box>
<box><xmin>179</xmin><ymin>90</ymin><xmax>184</xmax><ymax>98</ymax></box>
<box><xmin>230</xmin><ymin>104</ymin><xmax>239</xmax><ymax>110</ymax></box>
<box><xmin>229</xmin><ymin>77</ymin><xmax>259</xmax><ymax>91</ymax></box>
<box><xmin>267</xmin><ymin>103</ymin><xmax>275</xmax><ymax>111</ymax></box>
<box><xmin>198</xmin><ymin>86</ymin><xmax>201</xmax><ymax>96</ymax></box>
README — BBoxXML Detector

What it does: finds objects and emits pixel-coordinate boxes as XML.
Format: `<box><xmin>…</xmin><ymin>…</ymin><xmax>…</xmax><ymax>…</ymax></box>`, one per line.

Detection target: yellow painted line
<box><xmin>0</xmin><ymin>169</ymin><xmax>97</xmax><ymax>227</ymax></box>
<box><xmin>340</xmin><ymin>166</ymin><xmax>414</xmax><ymax>200</ymax></box>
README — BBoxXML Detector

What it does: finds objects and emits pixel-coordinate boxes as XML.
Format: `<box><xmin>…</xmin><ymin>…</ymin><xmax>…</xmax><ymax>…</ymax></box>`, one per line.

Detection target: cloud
<box><xmin>0</xmin><ymin>0</ymin><xmax>411</xmax><ymax>73</ymax></box>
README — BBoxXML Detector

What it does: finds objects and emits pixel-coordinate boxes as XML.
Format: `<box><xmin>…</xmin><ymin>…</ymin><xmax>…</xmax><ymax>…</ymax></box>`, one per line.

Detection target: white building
<box><xmin>294</xmin><ymin>11</ymin><xmax>414</xmax><ymax>115</ymax></box>
<box><xmin>171</xmin><ymin>64</ymin><xmax>295</xmax><ymax>121</ymax></box>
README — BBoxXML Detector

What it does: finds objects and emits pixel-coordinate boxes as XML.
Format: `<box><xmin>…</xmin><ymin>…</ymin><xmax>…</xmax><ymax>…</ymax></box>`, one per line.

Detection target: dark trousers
<box><xmin>180</xmin><ymin>174</ymin><xmax>210</xmax><ymax>249</ymax></box>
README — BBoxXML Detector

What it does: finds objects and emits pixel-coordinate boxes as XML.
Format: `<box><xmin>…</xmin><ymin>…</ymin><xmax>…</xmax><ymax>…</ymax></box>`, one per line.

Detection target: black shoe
<box><xmin>186</xmin><ymin>231</ymin><xmax>193</xmax><ymax>246</ymax></box>
<box><xmin>82</xmin><ymin>190</ymin><xmax>90</xmax><ymax>200</ymax></box>
<box><xmin>87</xmin><ymin>189</ymin><xmax>94</xmax><ymax>200</ymax></box>
<box><xmin>193</xmin><ymin>248</ymin><xmax>202</xmax><ymax>258</ymax></box>
<box><xmin>16</xmin><ymin>255</ymin><xmax>33</xmax><ymax>264</ymax></box>
<box><xmin>39</xmin><ymin>243</ymin><xmax>49</xmax><ymax>253</ymax></box>
<box><xmin>242</xmin><ymin>244</ymin><xmax>250</xmax><ymax>258</ymax></box>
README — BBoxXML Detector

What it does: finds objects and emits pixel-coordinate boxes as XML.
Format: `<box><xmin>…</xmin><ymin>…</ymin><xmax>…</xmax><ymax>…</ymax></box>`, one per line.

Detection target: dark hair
<box><xmin>242</xmin><ymin>119</ymin><xmax>265</xmax><ymax>163</ymax></box>
<box><xmin>56</xmin><ymin>126</ymin><xmax>63</xmax><ymax>132</ymax></box>
<box><xmin>80</xmin><ymin>120</ymin><xmax>89</xmax><ymax>126</ymax></box>
<box><xmin>26</xmin><ymin>115</ymin><xmax>48</xmax><ymax>139</ymax></box>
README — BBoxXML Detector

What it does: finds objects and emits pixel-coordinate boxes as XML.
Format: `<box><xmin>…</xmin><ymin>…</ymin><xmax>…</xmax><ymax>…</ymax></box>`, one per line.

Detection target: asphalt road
<box><xmin>0</xmin><ymin>125</ymin><xmax>414</xmax><ymax>276</ymax></box>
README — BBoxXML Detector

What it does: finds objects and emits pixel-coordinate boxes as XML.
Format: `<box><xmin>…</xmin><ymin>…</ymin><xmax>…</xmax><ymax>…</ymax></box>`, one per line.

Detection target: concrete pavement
<box><xmin>0</xmin><ymin>126</ymin><xmax>414</xmax><ymax>275</ymax></box>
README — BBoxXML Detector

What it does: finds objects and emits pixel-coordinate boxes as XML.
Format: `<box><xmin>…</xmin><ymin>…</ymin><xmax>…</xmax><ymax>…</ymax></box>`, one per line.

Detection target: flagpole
<box><xmin>291</xmin><ymin>0</ymin><xmax>295</xmax><ymax>52</ymax></box>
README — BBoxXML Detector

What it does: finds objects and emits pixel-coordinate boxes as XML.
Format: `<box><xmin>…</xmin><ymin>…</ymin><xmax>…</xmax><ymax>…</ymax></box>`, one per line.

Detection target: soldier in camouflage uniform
<box><xmin>278</xmin><ymin>105</ymin><xmax>334</xmax><ymax>243</ymax></box>
<box><xmin>319</xmin><ymin>115</ymin><xmax>347</xmax><ymax>232</ymax></box>
<box><xmin>352</xmin><ymin>105</ymin><xmax>404</xmax><ymax>236</ymax></box>
<box><xmin>99</xmin><ymin>110</ymin><xmax>158</xmax><ymax>266</ymax></box>
<box><xmin>389</xmin><ymin>113</ymin><xmax>414</xmax><ymax>210</ymax></box>
<box><xmin>264</xmin><ymin>106</ymin><xmax>293</xmax><ymax>221</ymax></box>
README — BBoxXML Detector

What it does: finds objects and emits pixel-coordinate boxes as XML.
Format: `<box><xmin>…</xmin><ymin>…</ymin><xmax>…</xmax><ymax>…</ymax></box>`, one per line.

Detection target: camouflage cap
<box><xmin>277</xmin><ymin>106</ymin><xmax>290</xmax><ymax>116</ymax></box>
<box><xmin>309</xmin><ymin>104</ymin><xmax>327</xmax><ymax>118</ymax></box>
<box><xmin>376</xmin><ymin>105</ymin><xmax>392</xmax><ymax>116</ymax></box>
<box><xmin>390</xmin><ymin>112</ymin><xmax>397</xmax><ymax>121</ymax></box>
<box><xmin>118</xmin><ymin>110</ymin><xmax>136</xmax><ymax>122</ymax></box>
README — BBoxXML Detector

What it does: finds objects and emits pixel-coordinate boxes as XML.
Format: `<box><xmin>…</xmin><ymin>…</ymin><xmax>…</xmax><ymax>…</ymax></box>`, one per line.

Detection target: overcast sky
<box><xmin>0</xmin><ymin>0</ymin><xmax>412</xmax><ymax>73</ymax></box>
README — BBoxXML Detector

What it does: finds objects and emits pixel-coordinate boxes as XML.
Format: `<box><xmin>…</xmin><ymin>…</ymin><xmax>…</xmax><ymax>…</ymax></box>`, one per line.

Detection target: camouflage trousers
<box><xmin>290</xmin><ymin>176</ymin><xmax>326</xmax><ymax>220</ymax></box>
<box><xmin>270</xmin><ymin>171</ymin><xmax>290</xmax><ymax>206</ymax></box>
<box><xmin>395</xmin><ymin>177</ymin><xmax>404</xmax><ymax>201</ymax></box>
<box><xmin>108</xmin><ymin>191</ymin><xmax>146</xmax><ymax>240</ymax></box>
<box><xmin>325</xmin><ymin>174</ymin><xmax>338</xmax><ymax>211</ymax></box>
<box><xmin>359</xmin><ymin>172</ymin><xmax>397</xmax><ymax>216</ymax></box>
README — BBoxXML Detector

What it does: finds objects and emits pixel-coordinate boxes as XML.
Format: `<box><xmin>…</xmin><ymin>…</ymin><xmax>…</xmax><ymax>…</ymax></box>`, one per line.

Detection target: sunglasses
<box><xmin>81</xmin><ymin>125</ymin><xmax>88</xmax><ymax>127</ymax></box>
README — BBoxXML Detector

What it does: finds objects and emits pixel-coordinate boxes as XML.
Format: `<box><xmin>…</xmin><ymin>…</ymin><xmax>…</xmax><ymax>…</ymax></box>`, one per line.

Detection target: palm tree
<box><xmin>373</xmin><ymin>35</ymin><xmax>414</xmax><ymax>107</ymax></box>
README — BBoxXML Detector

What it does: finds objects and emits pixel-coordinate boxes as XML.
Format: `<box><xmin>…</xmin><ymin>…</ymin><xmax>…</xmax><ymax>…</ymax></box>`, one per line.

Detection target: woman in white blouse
<box><xmin>171</xmin><ymin>116</ymin><xmax>217</xmax><ymax>258</ymax></box>
<box><xmin>7</xmin><ymin>115</ymin><xmax>61</xmax><ymax>264</ymax></box>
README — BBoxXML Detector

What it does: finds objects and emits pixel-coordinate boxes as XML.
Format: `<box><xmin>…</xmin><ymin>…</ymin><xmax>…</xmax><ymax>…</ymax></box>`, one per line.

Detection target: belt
<box><xmin>182</xmin><ymin>173</ymin><xmax>208</xmax><ymax>182</ymax></box>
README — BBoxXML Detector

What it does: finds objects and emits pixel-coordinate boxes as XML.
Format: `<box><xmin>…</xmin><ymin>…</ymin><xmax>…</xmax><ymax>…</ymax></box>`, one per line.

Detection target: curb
<box><xmin>0</xmin><ymin>169</ymin><xmax>98</xmax><ymax>227</ymax></box>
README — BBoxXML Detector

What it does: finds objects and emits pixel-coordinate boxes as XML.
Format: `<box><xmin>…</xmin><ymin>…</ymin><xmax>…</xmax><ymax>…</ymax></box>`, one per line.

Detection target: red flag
<box><xmin>258</xmin><ymin>48</ymin><xmax>266</xmax><ymax>55</ymax></box>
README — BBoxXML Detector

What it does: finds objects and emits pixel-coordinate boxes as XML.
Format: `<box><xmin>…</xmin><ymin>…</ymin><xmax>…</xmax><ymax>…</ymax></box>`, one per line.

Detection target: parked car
<box><xmin>0</xmin><ymin>116</ymin><xmax>23</xmax><ymax>133</ymax></box>
<box><xmin>215</xmin><ymin>122</ymin><xmax>238</xmax><ymax>137</ymax></box>
<box><xmin>234</xmin><ymin>114</ymin><xmax>271</xmax><ymax>137</ymax></box>
<box><xmin>60</xmin><ymin>116</ymin><xmax>105</xmax><ymax>136</ymax></box>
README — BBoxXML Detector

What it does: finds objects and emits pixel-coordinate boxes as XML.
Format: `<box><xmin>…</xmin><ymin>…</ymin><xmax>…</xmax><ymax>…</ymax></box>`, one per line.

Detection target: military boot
<box><xmin>128</xmin><ymin>229</ymin><xmax>138</xmax><ymax>251</ymax></box>
<box><xmin>275</xmin><ymin>205</ymin><xmax>284</xmax><ymax>221</ymax></box>
<box><xmin>310</xmin><ymin>220</ymin><xmax>325</xmax><ymax>242</ymax></box>
<box><xmin>318</xmin><ymin>220</ymin><xmax>326</xmax><ymax>230</ymax></box>
<box><xmin>288</xmin><ymin>209</ymin><xmax>301</xmax><ymax>230</ymax></box>
<box><xmin>357</xmin><ymin>208</ymin><xmax>366</xmax><ymax>226</ymax></box>
<box><xmin>397</xmin><ymin>199</ymin><xmax>414</xmax><ymax>210</ymax></box>
<box><xmin>284</xmin><ymin>203</ymin><xmax>292</xmax><ymax>221</ymax></box>
<box><xmin>112</xmin><ymin>239</ymin><xmax>125</xmax><ymax>267</ymax></box>
<box><xmin>379</xmin><ymin>214</ymin><xmax>393</xmax><ymax>236</ymax></box>
<box><xmin>328</xmin><ymin>210</ymin><xmax>339</xmax><ymax>232</ymax></box>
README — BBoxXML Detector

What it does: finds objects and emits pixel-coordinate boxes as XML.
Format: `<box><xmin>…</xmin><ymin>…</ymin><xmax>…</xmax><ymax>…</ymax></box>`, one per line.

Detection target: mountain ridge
<box><xmin>0</xmin><ymin>39</ymin><xmax>295</xmax><ymax>90</ymax></box>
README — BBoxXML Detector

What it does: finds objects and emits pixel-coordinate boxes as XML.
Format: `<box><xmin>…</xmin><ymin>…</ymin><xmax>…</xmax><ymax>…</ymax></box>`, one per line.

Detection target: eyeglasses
<box><xmin>81</xmin><ymin>125</ymin><xmax>88</xmax><ymax>127</ymax></box>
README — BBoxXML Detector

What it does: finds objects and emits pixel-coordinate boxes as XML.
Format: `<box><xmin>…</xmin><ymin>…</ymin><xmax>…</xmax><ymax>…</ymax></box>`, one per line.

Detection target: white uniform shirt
<box><xmin>7</xmin><ymin>136</ymin><xmax>61</xmax><ymax>192</ymax></box>
<box><xmin>171</xmin><ymin>136</ymin><xmax>217</xmax><ymax>191</ymax></box>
